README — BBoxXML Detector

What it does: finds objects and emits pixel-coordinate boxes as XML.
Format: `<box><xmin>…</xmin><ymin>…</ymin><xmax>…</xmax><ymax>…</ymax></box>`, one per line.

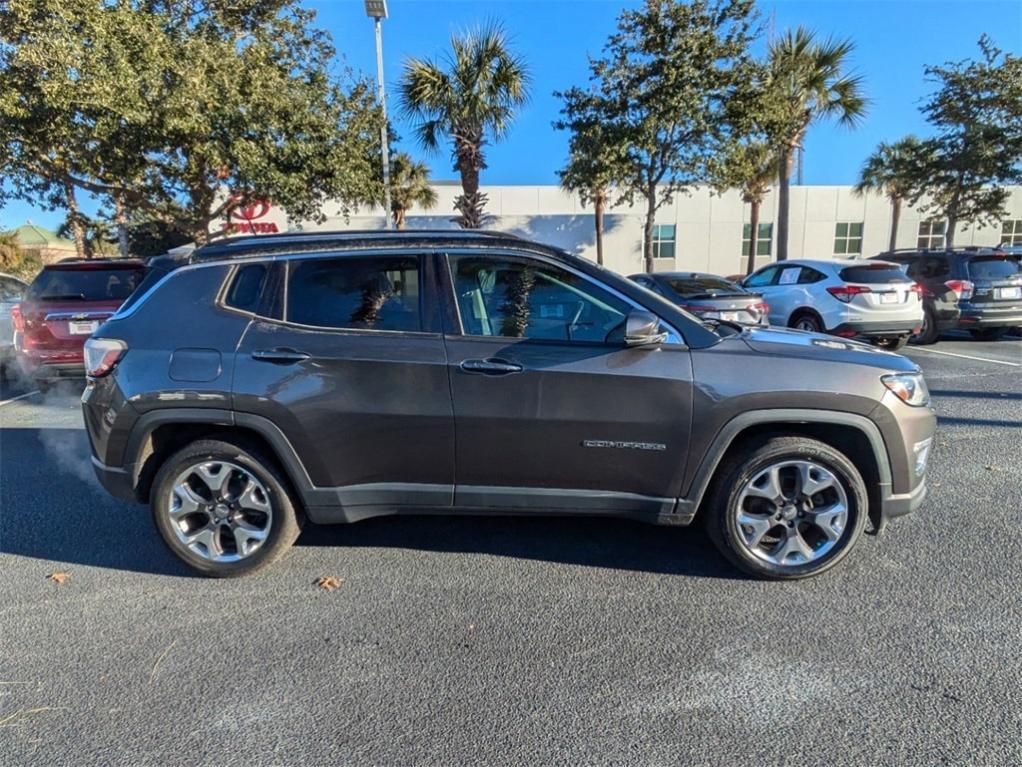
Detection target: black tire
<box><xmin>150</xmin><ymin>439</ymin><xmax>303</xmax><ymax>577</ymax></box>
<box><xmin>968</xmin><ymin>326</ymin><xmax>1009</xmax><ymax>342</ymax></box>
<box><xmin>35</xmin><ymin>379</ymin><xmax>51</xmax><ymax>395</ymax></box>
<box><xmin>788</xmin><ymin>312</ymin><xmax>823</xmax><ymax>333</ymax></box>
<box><xmin>910</xmin><ymin>307</ymin><xmax>939</xmax><ymax>345</ymax></box>
<box><xmin>705</xmin><ymin>436</ymin><xmax>868</xmax><ymax>580</ymax></box>
<box><xmin>871</xmin><ymin>335</ymin><xmax>909</xmax><ymax>351</ymax></box>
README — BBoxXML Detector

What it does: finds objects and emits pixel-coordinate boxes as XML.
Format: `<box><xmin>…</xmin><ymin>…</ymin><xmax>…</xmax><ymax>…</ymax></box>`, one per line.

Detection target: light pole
<box><xmin>365</xmin><ymin>0</ymin><xmax>393</xmax><ymax>230</ymax></box>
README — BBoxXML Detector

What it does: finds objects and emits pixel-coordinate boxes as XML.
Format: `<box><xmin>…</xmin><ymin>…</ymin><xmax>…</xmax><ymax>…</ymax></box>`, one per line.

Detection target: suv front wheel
<box><xmin>151</xmin><ymin>439</ymin><xmax>304</xmax><ymax>577</ymax></box>
<box><xmin>706</xmin><ymin>436</ymin><xmax>868</xmax><ymax>580</ymax></box>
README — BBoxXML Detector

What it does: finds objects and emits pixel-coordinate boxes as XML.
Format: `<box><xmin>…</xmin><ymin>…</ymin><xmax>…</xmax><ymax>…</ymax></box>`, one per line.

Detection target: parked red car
<box><xmin>13</xmin><ymin>259</ymin><xmax>145</xmax><ymax>390</ymax></box>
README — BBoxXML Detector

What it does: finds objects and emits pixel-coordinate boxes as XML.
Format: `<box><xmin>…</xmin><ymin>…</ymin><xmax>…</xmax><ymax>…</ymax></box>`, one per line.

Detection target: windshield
<box><xmin>27</xmin><ymin>267</ymin><xmax>144</xmax><ymax>301</ymax></box>
<box><xmin>664</xmin><ymin>276</ymin><xmax>745</xmax><ymax>297</ymax></box>
<box><xmin>967</xmin><ymin>256</ymin><xmax>1022</xmax><ymax>281</ymax></box>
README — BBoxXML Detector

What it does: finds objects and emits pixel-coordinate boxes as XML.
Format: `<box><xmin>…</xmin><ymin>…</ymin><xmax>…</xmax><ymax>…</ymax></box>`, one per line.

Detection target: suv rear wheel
<box><xmin>151</xmin><ymin>439</ymin><xmax>303</xmax><ymax>577</ymax></box>
<box><xmin>706</xmin><ymin>436</ymin><xmax>868</xmax><ymax>580</ymax></box>
<box><xmin>789</xmin><ymin>312</ymin><xmax>823</xmax><ymax>333</ymax></box>
<box><xmin>910</xmin><ymin>308</ymin><xmax>939</xmax><ymax>345</ymax></box>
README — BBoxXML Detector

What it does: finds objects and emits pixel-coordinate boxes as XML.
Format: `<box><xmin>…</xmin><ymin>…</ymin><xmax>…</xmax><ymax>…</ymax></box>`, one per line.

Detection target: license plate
<box><xmin>996</xmin><ymin>286</ymin><xmax>1022</xmax><ymax>300</ymax></box>
<box><xmin>720</xmin><ymin>311</ymin><xmax>744</xmax><ymax>322</ymax></box>
<box><xmin>69</xmin><ymin>320</ymin><xmax>99</xmax><ymax>335</ymax></box>
<box><xmin>879</xmin><ymin>292</ymin><xmax>899</xmax><ymax>304</ymax></box>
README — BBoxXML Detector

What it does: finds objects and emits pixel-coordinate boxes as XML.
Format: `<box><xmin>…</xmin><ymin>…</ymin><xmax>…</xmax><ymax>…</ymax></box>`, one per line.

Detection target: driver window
<box><xmin>449</xmin><ymin>255</ymin><xmax>630</xmax><ymax>343</ymax></box>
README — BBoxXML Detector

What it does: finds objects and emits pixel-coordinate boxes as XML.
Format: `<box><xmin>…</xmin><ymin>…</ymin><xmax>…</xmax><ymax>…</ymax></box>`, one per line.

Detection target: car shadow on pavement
<box><xmin>0</xmin><ymin>427</ymin><xmax>195</xmax><ymax>577</ymax></box>
<box><xmin>296</xmin><ymin>514</ymin><xmax>743</xmax><ymax>580</ymax></box>
<box><xmin>1</xmin><ymin>425</ymin><xmax>739</xmax><ymax>580</ymax></box>
<box><xmin>929</xmin><ymin>389</ymin><xmax>1022</xmax><ymax>401</ymax></box>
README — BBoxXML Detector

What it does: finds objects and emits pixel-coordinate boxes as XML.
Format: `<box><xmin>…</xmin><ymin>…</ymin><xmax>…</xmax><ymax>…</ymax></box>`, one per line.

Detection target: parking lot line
<box><xmin>0</xmin><ymin>390</ymin><xmax>40</xmax><ymax>408</ymax></box>
<box><xmin>908</xmin><ymin>347</ymin><xmax>1021</xmax><ymax>367</ymax></box>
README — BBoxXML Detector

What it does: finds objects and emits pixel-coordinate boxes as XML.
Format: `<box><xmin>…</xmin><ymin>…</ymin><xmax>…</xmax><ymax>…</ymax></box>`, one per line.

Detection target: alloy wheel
<box><xmin>734</xmin><ymin>460</ymin><xmax>849</xmax><ymax>566</ymax></box>
<box><xmin>167</xmin><ymin>460</ymin><xmax>273</xmax><ymax>563</ymax></box>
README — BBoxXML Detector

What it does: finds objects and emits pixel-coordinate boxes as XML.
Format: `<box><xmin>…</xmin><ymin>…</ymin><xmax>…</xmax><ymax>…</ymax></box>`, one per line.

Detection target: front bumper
<box><xmin>880</xmin><ymin>476</ymin><xmax>927</xmax><ymax>522</ymax></box>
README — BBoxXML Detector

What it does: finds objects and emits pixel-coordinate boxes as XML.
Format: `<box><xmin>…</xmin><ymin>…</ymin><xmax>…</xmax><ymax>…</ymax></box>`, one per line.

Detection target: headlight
<box><xmin>881</xmin><ymin>373</ymin><xmax>930</xmax><ymax>407</ymax></box>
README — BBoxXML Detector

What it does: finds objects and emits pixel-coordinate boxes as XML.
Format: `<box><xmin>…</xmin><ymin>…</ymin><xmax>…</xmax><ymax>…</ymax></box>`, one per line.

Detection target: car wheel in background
<box><xmin>871</xmin><ymin>335</ymin><xmax>909</xmax><ymax>351</ymax></box>
<box><xmin>789</xmin><ymin>312</ymin><xmax>823</xmax><ymax>333</ymax></box>
<box><xmin>910</xmin><ymin>308</ymin><xmax>939</xmax><ymax>345</ymax></box>
<box><xmin>705</xmin><ymin>436</ymin><xmax>868</xmax><ymax>580</ymax></box>
<box><xmin>968</xmin><ymin>327</ymin><xmax>1009</xmax><ymax>342</ymax></box>
<box><xmin>151</xmin><ymin>439</ymin><xmax>304</xmax><ymax>577</ymax></box>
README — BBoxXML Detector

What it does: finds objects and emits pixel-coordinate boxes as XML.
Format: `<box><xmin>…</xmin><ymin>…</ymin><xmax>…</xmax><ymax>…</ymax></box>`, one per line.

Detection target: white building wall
<box><xmin>293</xmin><ymin>184</ymin><xmax>1022</xmax><ymax>278</ymax></box>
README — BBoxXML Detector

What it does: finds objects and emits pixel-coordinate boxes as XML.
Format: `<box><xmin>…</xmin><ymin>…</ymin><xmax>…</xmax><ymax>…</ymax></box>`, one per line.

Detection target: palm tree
<box><xmin>767</xmin><ymin>27</ymin><xmax>867</xmax><ymax>260</ymax></box>
<box><xmin>854</xmin><ymin>136</ymin><xmax>924</xmax><ymax>252</ymax></box>
<box><xmin>736</xmin><ymin>142</ymin><xmax>778</xmax><ymax>276</ymax></box>
<box><xmin>399</xmin><ymin>24</ymin><xmax>530</xmax><ymax>229</ymax></box>
<box><xmin>386</xmin><ymin>153</ymin><xmax>438</xmax><ymax>229</ymax></box>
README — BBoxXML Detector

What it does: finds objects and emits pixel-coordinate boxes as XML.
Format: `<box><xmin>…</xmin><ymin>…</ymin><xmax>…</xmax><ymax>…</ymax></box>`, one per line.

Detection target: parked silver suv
<box><xmin>742</xmin><ymin>259</ymin><xmax>924</xmax><ymax>350</ymax></box>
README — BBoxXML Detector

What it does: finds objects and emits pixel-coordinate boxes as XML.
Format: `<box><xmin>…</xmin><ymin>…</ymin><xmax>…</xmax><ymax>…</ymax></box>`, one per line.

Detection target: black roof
<box><xmin>188</xmin><ymin>229</ymin><xmax>540</xmax><ymax>263</ymax></box>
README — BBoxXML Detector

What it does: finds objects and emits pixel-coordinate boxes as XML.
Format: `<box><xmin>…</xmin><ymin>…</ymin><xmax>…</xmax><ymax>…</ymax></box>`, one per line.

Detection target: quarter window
<box><xmin>286</xmin><ymin>256</ymin><xmax>421</xmax><ymax>332</ymax></box>
<box><xmin>917</xmin><ymin>220</ymin><xmax>947</xmax><ymax>250</ymax></box>
<box><xmin>649</xmin><ymin>225</ymin><xmax>676</xmax><ymax>261</ymax></box>
<box><xmin>224</xmin><ymin>263</ymin><xmax>268</xmax><ymax>313</ymax></box>
<box><xmin>834</xmin><ymin>222</ymin><xmax>864</xmax><ymax>255</ymax></box>
<box><xmin>742</xmin><ymin>223</ymin><xmax>773</xmax><ymax>257</ymax></box>
<box><xmin>1001</xmin><ymin>219</ymin><xmax>1022</xmax><ymax>246</ymax></box>
<box><xmin>449</xmin><ymin>255</ymin><xmax>630</xmax><ymax>343</ymax></box>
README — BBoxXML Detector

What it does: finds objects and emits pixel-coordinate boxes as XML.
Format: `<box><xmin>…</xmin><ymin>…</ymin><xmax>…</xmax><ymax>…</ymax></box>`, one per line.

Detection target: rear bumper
<box><xmin>956</xmin><ymin>308</ymin><xmax>1022</xmax><ymax>328</ymax></box>
<box><xmin>15</xmin><ymin>347</ymin><xmax>85</xmax><ymax>379</ymax></box>
<box><xmin>90</xmin><ymin>455</ymin><xmax>139</xmax><ymax>504</ymax></box>
<box><xmin>830</xmin><ymin>319</ymin><xmax>921</xmax><ymax>338</ymax></box>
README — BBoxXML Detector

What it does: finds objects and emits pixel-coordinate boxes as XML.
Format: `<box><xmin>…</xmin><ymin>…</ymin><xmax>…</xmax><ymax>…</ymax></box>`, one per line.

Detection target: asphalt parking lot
<box><xmin>1</xmin><ymin>333</ymin><xmax>1020</xmax><ymax>767</ymax></box>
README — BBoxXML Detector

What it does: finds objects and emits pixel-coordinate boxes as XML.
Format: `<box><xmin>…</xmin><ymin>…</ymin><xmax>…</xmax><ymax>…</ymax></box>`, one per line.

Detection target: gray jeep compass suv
<box><xmin>83</xmin><ymin>231</ymin><xmax>936</xmax><ymax>580</ymax></box>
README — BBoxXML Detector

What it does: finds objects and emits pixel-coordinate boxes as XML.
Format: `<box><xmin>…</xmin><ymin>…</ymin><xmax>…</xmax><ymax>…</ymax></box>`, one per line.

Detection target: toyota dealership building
<box><xmin>233</xmin><ymin>182</ymin><xmax>1022</xmax><ymax>277</ymax></box>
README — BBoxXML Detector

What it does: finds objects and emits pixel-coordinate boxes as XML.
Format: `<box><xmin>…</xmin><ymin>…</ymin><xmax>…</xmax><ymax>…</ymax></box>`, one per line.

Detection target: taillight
<box><xmin>945</xmin><ymin>279</ymin><xmax>974</xmax><ymax>301</ymax></box>
<box><xmin>826</xmin><ymin>285</ymin><xmax>872</xmax><ymax>303</ymax></box>
<box><xmin>83</xmin><ymin>338</ymin><xmax>127</xmax><ymax>377</ymax></box>
<box><xmin>10</xmin><ymin>304</ymin><xmax>24</xmax><ymax>332</ymax></box>
<box><xmin>908</xmin><ymin>283</ymin><xmax>925</xmax><ymax>296</ymax></box>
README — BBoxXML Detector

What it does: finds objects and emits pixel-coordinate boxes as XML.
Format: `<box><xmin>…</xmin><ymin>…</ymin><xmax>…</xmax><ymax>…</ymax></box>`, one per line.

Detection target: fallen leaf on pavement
<box><xmin>315</xmin><ymin>576</ymin><xmax>343</xmax><ymax>592</ymax></box>
<box><xmin>47</xmin><ymin>572</ymin><xmax>69</xmax><ymax>585</ymax></box>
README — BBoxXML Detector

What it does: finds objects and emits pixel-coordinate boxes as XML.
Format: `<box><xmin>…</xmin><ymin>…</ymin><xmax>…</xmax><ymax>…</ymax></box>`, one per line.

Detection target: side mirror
<box><xmin>624</xmin><ymin>310</ymin><xmax>668</xmax><ymax>348</ymax></box>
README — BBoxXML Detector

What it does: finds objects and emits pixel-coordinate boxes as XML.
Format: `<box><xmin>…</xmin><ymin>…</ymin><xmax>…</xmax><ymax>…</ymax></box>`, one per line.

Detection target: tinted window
<box><xmin>664</xmin><ymin>276</ymin><xmax>744</xmax><ymax>296</ymax></box>
<box><xmin>286</xmin><ymin>256</ymin><xmax>421</xmax><ymax>332</ymax></box>
<box><xmin>967</xmin><ymin>257</ymin><xmax>1022</xmax><ymax>281</ymax></box>
<box><xmin>27</xmin><ymin>266</ymin><xmax>144</xmax><ymax>301</ymax></box>
<box><xmin>839</xmin><ymin>264</ymin><xmax>909</xmax><ymax>284</ymax></box>
<box><xmin>450</xmin><ymin>255</ymin><xmax>630</xmax><ymax>343</ymax></box>
<box><xmin>116</xmin><ymin>267</ymin><xmax>168</xmax><ymax>313</ymax></box>
<box><xmin>905</xmin><ymin>256</ymin><xmax>949</xmax><ymax>280</ymax></box>
<box><xmin>225</xmin><ymin>263</ymin><xmax>268</xmax><ymax>313</ymax></box>
<box><xmin>744</xmin><ymin>266</ymin><xmax>778</xmax><ymax>288</ymax></box>
<box><xmin>798</xmin><ymin>267</ymin><xmax>827</xmax><ymax>284</ymax></box>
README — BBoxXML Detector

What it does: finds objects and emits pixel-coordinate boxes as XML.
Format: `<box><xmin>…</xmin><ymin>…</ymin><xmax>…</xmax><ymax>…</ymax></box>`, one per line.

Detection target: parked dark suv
<box><xmin>871</xmin><ymin>248</ymin><xmax>1022</xmax><ymax>343</ymax></box>
<box><xmin>84</xmin><ymin>231</ymin><xmax>936</xmax><ymax>580</ymax></box>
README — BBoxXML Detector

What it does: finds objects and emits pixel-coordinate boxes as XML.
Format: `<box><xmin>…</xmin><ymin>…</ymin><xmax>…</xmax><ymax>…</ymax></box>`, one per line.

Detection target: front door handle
<box><xmin>252</xmin><ymin>348</ymin><xmax>310</xmax><ymax>364</ymax></box>
<box><xmin>459</xmin><ymin>358</ymin><xmax>523</xmax><ymax>376</ymax></box>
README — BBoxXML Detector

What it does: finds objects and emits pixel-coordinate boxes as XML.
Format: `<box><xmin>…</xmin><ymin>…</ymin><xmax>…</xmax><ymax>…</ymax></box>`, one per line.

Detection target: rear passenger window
<box><xmin>286</xmin><ymin>256</ymin><xmax>421</xmax><ymax>332</ymax></box>
<box><xmin>798</xmin><ymin>267</ymin><xmax>827</xmax><ymax>284</ymax></box>
<box><xmin>225</xmin><ymin>264</ymin><xmax>268</xmax><ymax>313</ymax></box>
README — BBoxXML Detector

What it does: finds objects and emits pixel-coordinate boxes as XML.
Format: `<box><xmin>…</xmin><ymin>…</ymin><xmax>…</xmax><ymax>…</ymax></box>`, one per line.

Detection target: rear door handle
<box><xmin>460</xmin><ymin>358</ymin><xmax>523</xmax><ymax>376</ymax></box>
<box><xmin>251</xmin><ymin>348</ymin><xmax>310</xmax><ymax>364</ymax></box>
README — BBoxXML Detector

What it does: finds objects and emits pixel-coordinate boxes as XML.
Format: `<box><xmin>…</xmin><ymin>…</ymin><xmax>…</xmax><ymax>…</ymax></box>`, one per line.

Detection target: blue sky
<box><xmin>4</xmin><ymin>0</ymin><xmax>1020</xmax><ymax>230</ymax></box>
